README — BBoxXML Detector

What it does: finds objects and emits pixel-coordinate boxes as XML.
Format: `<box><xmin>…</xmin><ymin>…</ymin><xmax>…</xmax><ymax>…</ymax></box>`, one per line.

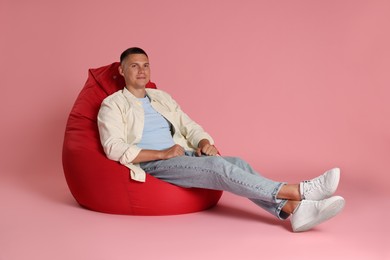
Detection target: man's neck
<box><xmin>126</xmin><ymin>86</ymin><xmax>146</xmax><ymax>98</ymax></box>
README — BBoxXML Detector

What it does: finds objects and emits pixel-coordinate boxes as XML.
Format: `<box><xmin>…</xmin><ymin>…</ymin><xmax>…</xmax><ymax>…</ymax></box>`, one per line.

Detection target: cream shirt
<box><xmin>97</xmin><ymin>88</ymin><xmax>214</xmax><ymax>182</ymax></box>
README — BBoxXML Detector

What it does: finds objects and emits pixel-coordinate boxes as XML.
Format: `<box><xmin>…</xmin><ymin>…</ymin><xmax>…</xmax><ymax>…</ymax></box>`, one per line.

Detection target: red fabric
<box><xmin>62</xmin><ymin>62</ymin><xmax>222</xmax><ymax>215</ymax></box>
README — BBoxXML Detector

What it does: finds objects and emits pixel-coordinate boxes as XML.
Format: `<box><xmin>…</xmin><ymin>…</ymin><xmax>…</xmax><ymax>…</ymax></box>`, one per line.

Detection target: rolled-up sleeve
<box><xmin>97</xmin><ymin>98</ymin><xmax>142</xmax><ymax>165</ymax></box>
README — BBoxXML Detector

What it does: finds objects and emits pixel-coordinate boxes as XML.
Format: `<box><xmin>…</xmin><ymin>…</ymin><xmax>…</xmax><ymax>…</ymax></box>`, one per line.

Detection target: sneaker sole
<box><xmin>293</xmin><ymin>196</ymin><xmax>345</xmax><ymax>232</ymax></box>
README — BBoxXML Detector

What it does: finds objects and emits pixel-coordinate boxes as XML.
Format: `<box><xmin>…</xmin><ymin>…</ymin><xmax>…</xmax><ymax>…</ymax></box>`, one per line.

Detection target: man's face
<box><xmin>119</xmin><ymin>54</ymin><xmax>150</xmax><ymax>90</ymax></box>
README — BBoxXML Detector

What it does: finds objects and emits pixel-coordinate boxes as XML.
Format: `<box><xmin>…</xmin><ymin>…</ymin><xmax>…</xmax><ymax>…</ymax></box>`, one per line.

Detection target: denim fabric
<box><xmin>140</xmin><ymin>151</ymin><xmax>288</xmax><ymax>219</ymax></box>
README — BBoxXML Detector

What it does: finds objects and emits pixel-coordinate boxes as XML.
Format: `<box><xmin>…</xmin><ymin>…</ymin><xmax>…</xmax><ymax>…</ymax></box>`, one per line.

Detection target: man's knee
<box><xmin>223</xmin><ymin>156</ymin><xmax>246</xmax><ymax>165</ymax></box>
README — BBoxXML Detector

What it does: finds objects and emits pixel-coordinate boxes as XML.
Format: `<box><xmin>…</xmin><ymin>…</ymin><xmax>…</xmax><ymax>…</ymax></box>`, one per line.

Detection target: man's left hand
<box><xmin>196</xmin><ymin>139</ymin><xmax>218</xmax><ymax>157</ymax></box>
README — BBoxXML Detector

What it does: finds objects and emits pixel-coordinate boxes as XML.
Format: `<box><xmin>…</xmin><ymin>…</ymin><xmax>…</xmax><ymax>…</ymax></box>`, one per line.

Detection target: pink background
<box><xmin>1</xmin><ymin>0</ymin><xmax>389</xmax><ymax>259</ymax></box>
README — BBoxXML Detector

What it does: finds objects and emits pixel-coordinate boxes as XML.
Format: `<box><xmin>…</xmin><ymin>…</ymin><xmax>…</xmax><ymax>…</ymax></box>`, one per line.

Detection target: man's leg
<box><xmin>140</xmin><ymin>153</ymin><xmax>287</xmax><ymax>219</ymax></box>
<box><xmin>218</xmin><ymin>156</ymin><xmax>294</xmax><ymax>219</ymax></box>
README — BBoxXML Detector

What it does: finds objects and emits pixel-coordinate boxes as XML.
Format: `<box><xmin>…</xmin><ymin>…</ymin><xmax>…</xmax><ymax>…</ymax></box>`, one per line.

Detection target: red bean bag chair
<box><xmin>62</xmin><ymin>62</ymin><xmax>222</xmax><ymax>215</ymax></box>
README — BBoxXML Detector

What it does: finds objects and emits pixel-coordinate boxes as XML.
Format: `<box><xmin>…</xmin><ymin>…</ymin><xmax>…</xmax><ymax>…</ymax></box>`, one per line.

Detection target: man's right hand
<box><xmin>160</xmin><ymin>144</ymin><xmax>185</xmax><ymax>160</ymax></box>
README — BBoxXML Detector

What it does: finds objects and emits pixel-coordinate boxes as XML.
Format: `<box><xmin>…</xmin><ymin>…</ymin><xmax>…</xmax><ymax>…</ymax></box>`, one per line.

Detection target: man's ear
<box><xmin>118</xmin><ymin>64</ymin><xmax>124</xmax><ymax>76</ymax></box>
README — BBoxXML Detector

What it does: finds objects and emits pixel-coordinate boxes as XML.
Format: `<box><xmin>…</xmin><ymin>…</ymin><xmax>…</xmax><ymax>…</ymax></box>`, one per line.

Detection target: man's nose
<box><xmin>138</xmin><ymin>67</ymin><xmax>145</xmax><ymax>74</ymax></box>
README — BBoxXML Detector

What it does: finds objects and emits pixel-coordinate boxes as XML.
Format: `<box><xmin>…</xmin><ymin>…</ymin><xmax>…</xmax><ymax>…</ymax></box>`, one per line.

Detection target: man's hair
<box><xmin>120</xmin><ymin>47</ymin><xmax>148</xmax><ymax>64</ymax></box>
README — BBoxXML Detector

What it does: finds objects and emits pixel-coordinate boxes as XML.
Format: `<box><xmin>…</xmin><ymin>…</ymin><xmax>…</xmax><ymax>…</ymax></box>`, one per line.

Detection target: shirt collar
<box><xmin>122</xmin><ymin>87</ymin><xmax>155</xmax><ymax>102</ymax></box>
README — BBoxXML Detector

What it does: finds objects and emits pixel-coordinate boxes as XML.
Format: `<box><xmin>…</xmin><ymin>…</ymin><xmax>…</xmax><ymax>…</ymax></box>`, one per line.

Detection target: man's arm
<box><xmin>131</xmin><ymin>144</ymin><xmax>185</xmax><ymax>164</ymax></box>
<box><xmin>133</xmin><ymin>139</ymin><xmax>218</xmax><ymax>163</ymax></box>
<box><xmin>159</xmin><ymin>91</ymin><xmax>215</xmax><ymax>149</ymax></box>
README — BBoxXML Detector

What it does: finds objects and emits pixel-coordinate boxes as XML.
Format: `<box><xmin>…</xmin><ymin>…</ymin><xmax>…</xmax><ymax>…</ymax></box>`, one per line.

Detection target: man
<box><xmin>97</xmin><ymin>47</ymin><xmax>345</xmax><ymax>232</ymax></box>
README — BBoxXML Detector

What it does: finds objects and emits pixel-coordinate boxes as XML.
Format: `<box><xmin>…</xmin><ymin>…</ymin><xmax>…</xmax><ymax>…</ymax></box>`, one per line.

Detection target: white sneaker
<box><xmin>291</xmin><ymin>196</ymin><xmax>345</xmax><ymax>232</ymax></box>
<box><xmin>300</xmin><ymin>168</ymin><xmax>340</xmax><ymax>200</ymax></box>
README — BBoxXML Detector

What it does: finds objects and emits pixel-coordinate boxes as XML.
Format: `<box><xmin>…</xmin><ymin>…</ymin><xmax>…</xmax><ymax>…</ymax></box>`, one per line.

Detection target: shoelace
<box><xmin>302</xmin><ymin>176</ymin><xmax>325</xmax><ymax>197</ymax></box>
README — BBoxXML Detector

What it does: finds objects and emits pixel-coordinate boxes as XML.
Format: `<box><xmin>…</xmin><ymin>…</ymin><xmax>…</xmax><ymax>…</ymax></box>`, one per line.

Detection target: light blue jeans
<box><xmin>140</xmin><ymin>151</ymin><xmax>289</xmax><ymax>219</ymax></box>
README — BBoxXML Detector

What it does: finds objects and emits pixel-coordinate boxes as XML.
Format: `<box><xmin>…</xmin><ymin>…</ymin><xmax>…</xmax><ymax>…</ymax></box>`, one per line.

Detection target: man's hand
<box><xmin>160</xmin><ymin>144</ymin><xmax>185</xmax><ymax>160</ymax></box>
<box><xmin>196</xmin><ymin>139</ymin><xmax>218</xmax><ymax>157</ymax></box>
